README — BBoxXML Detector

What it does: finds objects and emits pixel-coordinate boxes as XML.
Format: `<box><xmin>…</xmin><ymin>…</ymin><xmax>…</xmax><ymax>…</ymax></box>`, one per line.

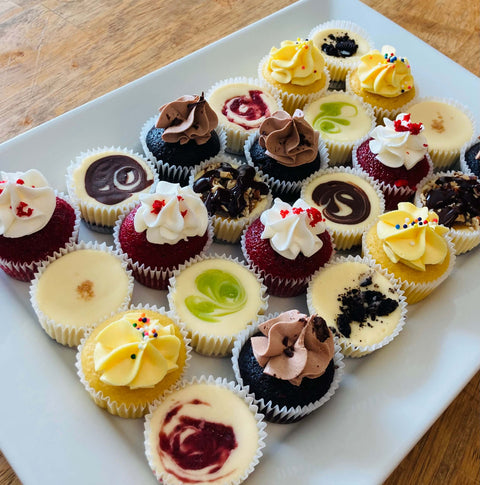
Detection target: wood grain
<box><xmin>0</xmin><ymin>0</ymin><xmax>479</xmax><ymax>484</ymax></box>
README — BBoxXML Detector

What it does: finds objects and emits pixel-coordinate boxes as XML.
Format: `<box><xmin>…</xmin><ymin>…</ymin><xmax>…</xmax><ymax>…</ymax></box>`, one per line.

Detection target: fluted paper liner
<box><xmin>144</xmin><ymin>375</ymin><xmax>267</xmax><ymax>485</ymax></box>
<box><xmin>30</xmin><ymin>241</ymin><xmax>134</xmax><ymax>347</ymax></box>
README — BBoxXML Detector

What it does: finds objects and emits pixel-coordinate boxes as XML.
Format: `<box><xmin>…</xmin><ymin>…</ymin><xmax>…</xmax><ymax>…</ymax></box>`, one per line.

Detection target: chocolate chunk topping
<box><xmin>311</xmin><ymin>315</ymin><xmax>329</xmax><ymax>342</ymax></box>
<box><xmin>322</xmin><ymin>32</ymin><xmax>358</xmax><ymax>58</ymax></box>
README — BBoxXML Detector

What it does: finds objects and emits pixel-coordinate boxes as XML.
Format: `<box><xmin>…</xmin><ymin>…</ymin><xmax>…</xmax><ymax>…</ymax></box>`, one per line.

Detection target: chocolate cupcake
<box><xmin>460</xmin><ymin>136</ymin><xmax>480</xmax><ymax>176</ymax></box>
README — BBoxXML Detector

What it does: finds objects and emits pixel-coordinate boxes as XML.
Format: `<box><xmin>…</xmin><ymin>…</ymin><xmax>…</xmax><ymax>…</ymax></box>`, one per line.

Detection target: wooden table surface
<box><xmin>0</xmin><ymin>0</ymin><xmax>479</xmax><ymax>484</ymax></box>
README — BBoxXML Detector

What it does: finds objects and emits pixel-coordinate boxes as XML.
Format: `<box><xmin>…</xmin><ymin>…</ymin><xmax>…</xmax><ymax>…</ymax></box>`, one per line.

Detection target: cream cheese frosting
<box><xmin>134</xmin><ymin>181</ymin><xmax>208</xmax><ymax>245</ymax></box>
<box><xmin>0</xmin><ymin>169</ymin><xmax>56</xmax><ymax>238</ymax></box>
<box><xmin>260</xmin><ymin>198</ymin><xmax>327</xmax><ymax>260</ymax></box>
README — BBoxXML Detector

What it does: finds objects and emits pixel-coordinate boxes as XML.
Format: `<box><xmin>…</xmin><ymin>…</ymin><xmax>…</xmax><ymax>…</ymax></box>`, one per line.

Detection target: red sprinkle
<box><xmin>292</xmin><ymin>207</ymin><xmax>304</xmax><ymax>215</ymax></box>
<box><xmin>177</xmin><ymin>195</ymin><xmax>184</xmax><ymax>201</ymax></box>
<box><xmin>16</xmin><ymin>179</ymin><xmax>25</xmax><ymax>185</ymax></box>
<box><xmin>306</xmin><ymin>207</ymin><xmax>323</xmax><ymax>227</ymax></box>
<box><xmin>16</xmin><ymin>201</ymin><xmax>33</xmax><ymax>217</ymax></box>
<box><xmin>181</xmin><ymin>210</ymin><xmax>187</xmax><ymax>218</ymax></box>
<box><xmin>151</xmin><ymin>199</ymin><xmax>166</xmax><ymax>214</ymax></box>
<box><xmin>280</xmin><ymin>209</ymin><xmax>289</xmax><ymax>219</ymax></box>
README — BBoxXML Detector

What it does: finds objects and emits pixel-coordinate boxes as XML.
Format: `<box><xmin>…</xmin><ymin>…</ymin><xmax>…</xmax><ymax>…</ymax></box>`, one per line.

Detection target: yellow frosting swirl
<box><xmin>376</xmin><ymin>202</ymin><xmax>449</xmax><ymax>271</ymax></box>
<box><xmin>93</xmin><ymin>311</ymin><xmax>181</xmax><ymax>389</ymax></box>
<box><xmin>267</xmin><ymin>39</ymin><xmax>325</xmax><ymax>86</ymax></box>
<box><xmin>357</xmin><ymin>46</ymin><xmax>414</xmax><ymax>97</ymax></box>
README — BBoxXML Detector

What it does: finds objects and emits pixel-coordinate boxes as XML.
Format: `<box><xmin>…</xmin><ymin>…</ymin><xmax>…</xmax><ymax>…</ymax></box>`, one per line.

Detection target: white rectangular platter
<box><xmin>1</xmin><ymin>0</ymin><xmax>479</xmax><ymax>484</ymax></box>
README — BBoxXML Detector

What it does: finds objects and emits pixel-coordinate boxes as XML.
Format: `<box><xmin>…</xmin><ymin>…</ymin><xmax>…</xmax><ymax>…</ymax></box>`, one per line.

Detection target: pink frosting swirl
<box><xmin>156</xmin><ymin>94</ymin><xmax>218</xmax><ymax>145</ymax></box>
<box><xmin>251</xmin><ymin>310</ymin><xmax>334</xmax><ymax>386</ymax></box>
<box><xmin>259</xmin><ymin>109</ymin><xmax>319</xmax><ymax>167</ymax></box>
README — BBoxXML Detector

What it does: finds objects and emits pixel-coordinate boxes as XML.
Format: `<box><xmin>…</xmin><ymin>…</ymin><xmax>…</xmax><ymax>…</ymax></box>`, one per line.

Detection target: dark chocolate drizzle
<box><xmin>84</xmin><ymin>155</ymin><xmax>153</xmax><ymax>205</ymax></box>
<box><xmin>321</xmin><ymin>32</ymin><xmax>358</xmax><ymax>58</ymax></box>
<box><xmin>311</xmin><ymin>180</ymin><xmax>371</xmax><ymax>224</ymax></box>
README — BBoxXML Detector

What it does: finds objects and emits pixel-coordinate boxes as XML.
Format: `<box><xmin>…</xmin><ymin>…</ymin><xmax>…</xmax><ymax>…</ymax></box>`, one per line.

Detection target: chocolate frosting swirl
<box><xmin>156</xmin><ymin>94</ymin><xmax>218</xmax><ymax>145</ymax></box>
<box><xmin>259</xmin><ymin>109</ymin><xmax>319</xmax><ymax>167</ymax></box>
<box><xmin>85</xmin><ymin>155</ymin><xmax>153</xmax><ymax>205</ymax></box>
<box><xmin>312</xmin><ymin>180</ymin><xmax>371</xmax><ymax>224</ymax></box>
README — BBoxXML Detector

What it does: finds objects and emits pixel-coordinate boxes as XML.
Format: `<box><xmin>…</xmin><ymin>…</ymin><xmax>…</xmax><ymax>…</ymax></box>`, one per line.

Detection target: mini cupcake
<box><xmin>76</xmin><ymin>304</ymin><xmax>191</xmax><ymax>418</ymax></box>
<box><xmin>244</xmin><ymin>109</ymin><xmax>329</xmax><ymax>201</ymax></box>
<box><xmin>362</xmin><ymin>202</ymin><xmax>455</xmax><ymax>304</ymax></box>
<box><xmin>301</xmin><ymin>166</ymin><xmax>385</xmax><ymax>250</ymax></box>
<box><xmin>114</xmin><ymin>181</ymin><xmax>213</xmax><ymax>290</ymax></box>
<box><xmin>415</xmin><ymin>171</ymin><xmax>480</xmax><ymax>255</ymax></box>
<box><xmin>144</xmin><ymin>375</ymin><xmax>267</xmax><ymax>485</ymax></box>
<box><xmin>307</xmin><ymin>255</ymin><xmax>407</xmax><ymax>357</ymax></box>
<box><xmin>206</xmin><ymin>77</ymin><xmax>282</xmax><ymax>154</ymax></box>
<box><xmin>258</xmin><ymin>38</ymin><xmax>330</xmax><ymax>114</ymax></box>
<box><xmin>404</xmin><ymin>97</ymin><xmax>476</xmax><ymax>169</ymax></box>
<box><xmin>0</xmin><ymin>169</ymin><xmax>80</xmax><ymax>281</ymax></box>
<box><xmin>66</xmin><ymin>147</ymin><xmax>157</xmax><ymax>233</ymax></box>
<box><xmin>353</xmin><ymin>113</ymin><xmax>433</xmax><ymax>210</ymax></box>
<box><xmin>303</xmin><ymin>91</ymin><xmax>376</xmax><ymax>165</ymax></box>
<box><xmin>140</xmin><ymin>93</ymin><xmax>226</xmax><ymax>184</ymax></box>
<box><xmin>190</xmin><ymin>155</ymin><xmax>272</xmax><ymax>243</ymax></box>
<box><xmin>309</xmin><ymin>20</ymin><xmax>374</xmax><ymax>83</ymax></box>
<box><xmin>30</xmin><ymin>241</ymin><xmax>134</xmax><ymax>347</ymax></box>
<box><xmin>241</xmin><ymin>198</ymin><xmax>334</xmax><ymax>297</ymax></box>
<box><xmin>168</xmin><ymin>254</ymin><xmax>268</xmax><ymax>357</ymax></box>
<box><xmin>232</xmin><ymin>310</ymin><xmax>344</xmax><ymax>423</ymax></box>
<box><xmin>460</xmin><ymin>136</ymin><xmax>480</xmax><ymax>176</ymax></box>
<box><xmin>347</xmin><ymin>45</ymin><xmax>416</xmax><ymax>122</ymax></box>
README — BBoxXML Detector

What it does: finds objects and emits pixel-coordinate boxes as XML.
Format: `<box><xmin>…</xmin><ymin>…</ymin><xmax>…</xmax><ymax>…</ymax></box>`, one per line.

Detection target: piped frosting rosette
<box><xmin>205</xmin><ymin>77</ymin><xmax>283</xmax><ymax>154</ymax></box>
<box><xmin>76</xmin><ymin>303</ymin><xmax>192</xmax><ymax>418</ymax></box>
<box><xmin>144</xmin><ymin>375</ymin><xmax>267</xmax><ymax>485</ymax></box>
<box><xmin>30</xmin><ymin>240</ymin><xmax>134</xmax><ymax>347</ymax></box>
<box><xmin>0</xmin><ymin>169</ymin><xmax>81</xmax><ymax>281</ymax></box>
<box><xmin>306</xmin><ymin>255</ymin><xmax>407</xmax><ymax>357</ymax></box>
<box><xmin>189</xmin><ymin>154</ymin><xmax>272</xmax><ymax>243</ymax></box>
<box><xmin>232</xmin><ymin>311</ymin><xmax>344</xmax><ymax>423</ymax></box>
<box><xmin>66</xmin><ymin>146</ymin><xmax>158</xmax><ymax>233</ymax></box>
<box><xmin>244</xmin><ymin>109</ymin><xmax>329</xmax><ymax>200</ymax></box>
<box><xmin>167</xmin><ymin>253</ymin><xmax>268</xmax><ymax>357</ymax></box>
<box><xmin>362</xmin><ymin>202</ymin><xmax>455</xmax><ymax>304</ymax></box>
<box><xmin>414</xmin><ymin>170</ymin><xmax>480</xmax><ymax>255</ymax></box>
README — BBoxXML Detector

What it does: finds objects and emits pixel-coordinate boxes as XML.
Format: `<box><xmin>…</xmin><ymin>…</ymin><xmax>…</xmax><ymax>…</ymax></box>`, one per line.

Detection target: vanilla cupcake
<box><xmin>76</xmin><ymin>305</ymin><xmax>191</xmax><ymax>418</ymax></box>
<box><xmin>168</xmin><ymin>254</ymin><xmax>268</xmax><ymax>357</ymax></box>
<box><xmin>30</xmin><ymin>241</ymin><xmax>134</xmax><ymax>347</ymax></box>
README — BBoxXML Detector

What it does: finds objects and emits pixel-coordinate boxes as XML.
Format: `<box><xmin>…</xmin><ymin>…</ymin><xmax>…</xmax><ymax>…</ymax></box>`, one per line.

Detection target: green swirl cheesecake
<box><xmin>303</xmin><ymin>91</ymin><xmax>375</xmax><ymax>165</ymax></box>
<box><xmin>168</xmin><ymin>256</ymin><xmax>268</xmax><ymax>356</ymax></box>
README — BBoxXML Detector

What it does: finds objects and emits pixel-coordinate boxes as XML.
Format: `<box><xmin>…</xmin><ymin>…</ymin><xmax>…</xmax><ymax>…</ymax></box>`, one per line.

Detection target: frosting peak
<box><xmin>156</xmin><ymin>94</ymin><xmax>218</xmax><ymax>145</ymax></box>
<box><xmin>0</xmin><ymin>169</ymin><xmax>56</xmax><ymax>238</ymax></box>
<box><xmin>259</xmin><ymin>109</ymin><xmax>319</xmax><ymax>166</ymax></box>
<box><xmin>134</xmin><ymin>181</ymin><xmax>209</xmax><ymax>245</ymax></box>
<box><xmin>267</xmin><ymin>39</ymin><xmax>326</xmax><ymax>86</ymax></box>
<box><xmin>377</xmin><ymin>202</ymin><xmax>449</xmax><ymax>271</ymax></box>
<box><xmin>357</xmin><ymin>46</ymin><xmax>414</xmax><ymax>97</ymax></box>
<box><xmin>260</xmin><ymin>198</ymin><xmax>326</xmax><ymax>260</ymax></box>
<box><xmin>251</xmin><ymin>310</ymin><xmax>334</xmax><ymax>386</ymax></box>
<box><xmin>369</xmin><ymin>113</ymin><xmax>428</xmax><ymax>169</ymax></box>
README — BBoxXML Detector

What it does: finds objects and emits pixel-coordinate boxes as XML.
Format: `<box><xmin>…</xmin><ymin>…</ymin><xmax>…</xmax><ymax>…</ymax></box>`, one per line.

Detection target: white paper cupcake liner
<box><xmin>414</xmin><ymin>170</ymin><xmax>480</xmax><ymax>255</ymax></box>
<box><xmin>29</xmin><ymin>240</ymin><xmax>134</xmax><ymax>347</ymax></box>
<box><xmin>300</xmin><ymin>166</ymin><xmax>386</xmax><ymax>250</ymax></box>
<box><xmin>113</xmin><ymin>205</ymin><xmax>214</xmax><ymax>290</ymax></box>
<box><xmin>144</xmin><ymin>375</ymin><xmax>267</xmax><ymax>485</ymax></box>
<box><xmin>459</xmin><ymin>135</ymin><xmax>480</xmax><ymax>176</ymax></box>
<box><xmin>0</xmin><ymin>192</ymin><xmax>81</xmax><ymax>282</ymax></box>
<box><xmin>302</xmin><ymin>90</ymin><xmax>376</xmax><ymax>166</ymax></box>
<box><xmin>205</xmin><ymin>76</ymin><xmax>283</xmax><ymax>155</ymax></box>
<box><xmin>167</xmin><ymin>253</ymin><xmax>269</xmax><ymax>357</ymax></box>
<box><xmin>308</xmin><ymin>20</ymin><xmax>374</xmax><ymax>82</ymax></box>
<box><xmin>403</xmin><ymin>96</ymin><xmax>477</xmax><ymax>170</ymax></box>
<box><xmin>306</xmin><ymin>254</ymin><xmax>408</xmax><ymax>357</ymax></box>
<box><xmin>140</xmin><ymin>115</ymin><xmax>227</xmax><ymax>182</ymax></box>
<box><xmin>258</xmin><ymin>55</ymin><xmax>331</xmax><ymax>114</ymax></box>
<box><xmin>362</xmin><ymin>226</ymin><xmax>456</xmax><ymax>304</ymax></box>
<box><xmin>232</xmin><ymin>314</ymin><xmax>344</xmax><ymax>423</ymax></box>
<box><xmin>188</xmin><ymin>154</ymin><xmax>273</xmax><ymax>243</ymax></box>
<box><xmin>66</xmin><ymin>146</ymin><xmax>158</xmax><ymax>233</ymax></box>
<box><xmin>76</xmin><ymin>303</ymin><xmax>192</xmax><ymax>419</ymax></box>
<box><xmin>244</xmin><ymin>131</ymin><xmax>329</xmax><ymax>200</ymax></box>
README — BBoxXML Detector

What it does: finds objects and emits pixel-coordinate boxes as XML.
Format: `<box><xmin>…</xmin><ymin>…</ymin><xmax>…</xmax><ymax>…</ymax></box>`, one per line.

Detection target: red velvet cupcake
<box><xmin>241</xmin><ymin>198</ymin><xmax>334</xmax><ymax>297</ymax></box>
<box><xmin>114</xmin><ymin>181</ymin><xmax>212</xmax><ymax>290</ymax></box>
<box><xmin>353</xmin><ymin>113</ymin><xmax>433</xmax><ymax>210</ymax></box>
<box><xmin>0</xmin><ymin>169</ymin><xmax>80</xmax><ymax>281</ymax></box>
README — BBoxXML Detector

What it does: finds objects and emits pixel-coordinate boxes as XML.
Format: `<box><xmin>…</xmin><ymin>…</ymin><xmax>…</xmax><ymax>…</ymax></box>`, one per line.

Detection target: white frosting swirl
<box><xmin>134</xmin><ymin>181</ymin><xmax>208</xmax><ymax>245</ymax></box>
<box><xmin>260</xmin><ymin>198</ymin><xmax>326</xmax><ymax>260</ymax></box>
<box><xmin>369</xmin><ymin>113</ymin><xmax>428</xmax><ymax>169</ymax></box>
<box><xmin>0</xmin><ymin>169</ymin><xmax>56</xmax><ymax>238</ymax></box>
